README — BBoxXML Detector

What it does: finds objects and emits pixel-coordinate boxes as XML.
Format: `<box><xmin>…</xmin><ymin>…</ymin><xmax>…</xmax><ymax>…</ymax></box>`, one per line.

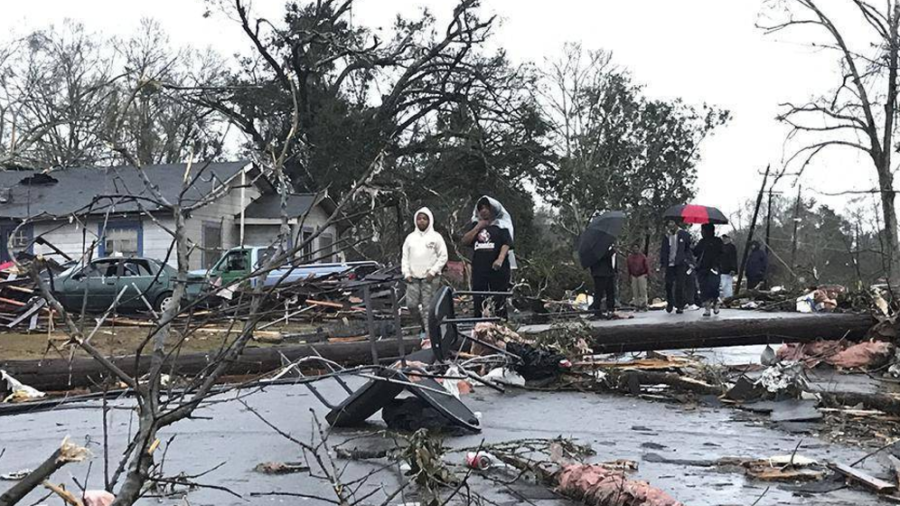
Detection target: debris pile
<box><xmin>0</xmin><ymin>262</ymin><xmax>53</xmax><ymax>332</ymax></box>
<box><xmin>778</xmin><ymin>339</ymin><xmax>894</xmax><ymax>369</ymax></box>
<box><xmin>557</xmin><ymin>464</ymin><xmax>684</xmax><ymax>506</ymax></box>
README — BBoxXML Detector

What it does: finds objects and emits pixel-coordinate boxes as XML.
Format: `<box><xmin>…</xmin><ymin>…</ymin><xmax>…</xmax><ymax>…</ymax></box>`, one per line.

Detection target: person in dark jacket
<box><xmin>746</xmin><ymin>240</ymin><xmax>768</xmax><ymax>290</ymax></box>
<box><xmin>590</xmin><ymin>244</ymin><xmax>617</xmax><ymax>319</ymax></box>
<box><xmin>693</xmin><ymin>224</ymin><xmax>724</xmax><ymax>317</ymax></box>
<box><xmin>719</xmin><ymin>234</ymin><xmax>738</xmax><ymax>299</ymax></box>
<box><xmin>659</xmin><ymin>219</ymin><xmax>692</xmax><ymax>314</ymax></box>
<box><xmin>462</xmin><ymin>197</ymin><xmax>512</xmax><ymax>318</ymax></box>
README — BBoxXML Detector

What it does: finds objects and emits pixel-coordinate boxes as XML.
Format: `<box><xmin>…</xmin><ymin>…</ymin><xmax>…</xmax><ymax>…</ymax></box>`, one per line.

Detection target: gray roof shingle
<box><xmin>242</xmin><ymin>193</ymin><xmax>321</xmax><ymax>220</ymax></box>
<box><xmin>0</xmin><ymin>161</ymin><xmax>250</xmax><ymax>219</ymax></box>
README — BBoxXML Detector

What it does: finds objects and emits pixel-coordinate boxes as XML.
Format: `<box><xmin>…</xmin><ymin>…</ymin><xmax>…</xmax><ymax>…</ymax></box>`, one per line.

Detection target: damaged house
<box><xmin>0</xmin><ymin>161</ymin><xmax>339</xmax><ymax>269</ymax></box>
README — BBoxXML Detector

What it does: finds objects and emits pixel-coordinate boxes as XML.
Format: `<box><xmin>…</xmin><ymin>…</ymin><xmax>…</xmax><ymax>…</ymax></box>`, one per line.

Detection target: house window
<box><xmin>99</xmin><ymin>221</ymin><xmax>142</xmax><ymax>257</ymax></box>
<box><xmin>8</xmin><ymin>228</ymin><xmax>30</xmax><ymax>252</ymax></box>
<box><xmin>202</xmin><ymin>223</ymin><xmax>223</xmax><ymax>269</ymax></box>
<box><xmin>319</xmin><ymin>233</ymin><xmax>333</xmax><ymax>263</ymax></box>
<box><xmin>300</xmin><ymin>228</ymin><xmax>314</xmax><ymax>261</ymax></box>
<box><xmin>0</xmin><ymin>224</ymin><xmax>32</xmax><ymax>262</ymax></box>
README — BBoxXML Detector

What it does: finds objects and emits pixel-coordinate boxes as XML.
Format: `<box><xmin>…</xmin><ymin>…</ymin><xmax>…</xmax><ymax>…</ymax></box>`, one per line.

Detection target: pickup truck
<box><xmin>186</xmin><ymin>246</ymin><xmax>379</xmax><ymax>299</ymax></box>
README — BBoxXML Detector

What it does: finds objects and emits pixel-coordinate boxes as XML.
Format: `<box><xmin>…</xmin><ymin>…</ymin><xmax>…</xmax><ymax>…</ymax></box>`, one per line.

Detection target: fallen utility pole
<box><xmin>519</xmin><ymin>312</ymin><xmax>874</xmax><ymax>354</ymax></box>
<box><xmin>1</xmin><ymin>338</ymin><xmax>420</xmax><ymax>392</ymax></box>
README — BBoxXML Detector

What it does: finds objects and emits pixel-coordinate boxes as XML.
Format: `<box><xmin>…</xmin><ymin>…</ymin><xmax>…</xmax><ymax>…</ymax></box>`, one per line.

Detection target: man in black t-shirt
<box><xmin>462</xmin><ymin>199</ymin><xmax>513</xmax><ymax>318</ymax></box>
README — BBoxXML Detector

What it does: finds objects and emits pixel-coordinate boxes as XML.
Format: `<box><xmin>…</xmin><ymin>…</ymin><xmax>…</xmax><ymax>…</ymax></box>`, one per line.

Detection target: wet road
<box><xmin>0</xmin><ymin>377</ymin><xmax>895</xmax><ymax>505</ymax></box>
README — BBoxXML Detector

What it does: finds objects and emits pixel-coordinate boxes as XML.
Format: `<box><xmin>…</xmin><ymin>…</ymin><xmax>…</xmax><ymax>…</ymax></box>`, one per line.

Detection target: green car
<box><xmin>52</xmin><ymin>257</ymin><xmax>178</xmax><ymax>313</ymax></box>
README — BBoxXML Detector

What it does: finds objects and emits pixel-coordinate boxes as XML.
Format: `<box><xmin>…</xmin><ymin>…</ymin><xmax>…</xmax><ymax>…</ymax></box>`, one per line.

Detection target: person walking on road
<box><xmin>626</xmin><ymin>242</ymin><xmax>650</xmax><ymax>311</ymax></box>
<box><xmin>462</xmin><ymin>197</ymin><xmax>513</xmax><ymax>318</ymax></box>
<box><xmin>660</xmin><ymin>219</ymin><xmax>692</xmax><ymax>314</ymax></box>
<box><xmin>719</xmin><ymin>234</ymin><xmax>738</xmax><ymax>299</ymax></box>
<box><xmin>693</xmin><ymin>223</ymin><xmax>724</xmax><ymax>317</ymax></box>
<box><xmin>746</xmin><ymin>240</ymin><xmax>768</xmax><ymax>291</ymax></box>
<box><xmin>402</xmin><ymin>207</ymin><xmax>448</xmax><ymax>338</ymax></box>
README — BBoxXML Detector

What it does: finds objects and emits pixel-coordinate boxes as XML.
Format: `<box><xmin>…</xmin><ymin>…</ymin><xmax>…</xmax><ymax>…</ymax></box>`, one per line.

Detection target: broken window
<box><xmin>100</xmin><ymin>220</ymin><xmax>142</xmax><ymax>258</ymax></box>
<box><xmin>104</xmin><ymin>227</ymin><xmax>139</xmax><ymax>257</ymax></box>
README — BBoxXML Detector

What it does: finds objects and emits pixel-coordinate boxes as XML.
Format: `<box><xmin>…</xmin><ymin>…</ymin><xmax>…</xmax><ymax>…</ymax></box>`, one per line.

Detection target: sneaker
<box><xmin>676</xmin><ymin>308</ymin><xmax>684</xmax><ymax>314</ymax></box>
<box><xmin>703</xmin><ymin>308</ymin><xmax>711</xmax><ymax>317</ymax></box>
<box><xmin>666</xmin><ymin>305</ymin><xmax>674</xmax><ymax>313</ymax></box>
<box><xmin>688</xmin><ymin>304</ymin><xmax>700</xmax><ymax>311</ymax></box>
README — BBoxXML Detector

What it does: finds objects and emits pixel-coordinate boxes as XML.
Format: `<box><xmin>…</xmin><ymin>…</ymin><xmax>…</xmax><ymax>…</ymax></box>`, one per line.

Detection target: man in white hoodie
<box><xmin>402</xmin><ymin>207</ymin><xmax>448</xmax><ymax>337</ymax></box>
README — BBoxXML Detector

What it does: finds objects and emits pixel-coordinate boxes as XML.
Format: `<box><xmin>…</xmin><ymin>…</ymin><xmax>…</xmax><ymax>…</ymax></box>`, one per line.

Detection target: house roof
<box><xmin>0</xmin><ymin>161</ymin><xmax>251</xmax><ymax>219</ymax></box>
<box><xmin>241</xmin><ymin>193</ymin><xmax>336</xmax><ymax>220</ymax></box>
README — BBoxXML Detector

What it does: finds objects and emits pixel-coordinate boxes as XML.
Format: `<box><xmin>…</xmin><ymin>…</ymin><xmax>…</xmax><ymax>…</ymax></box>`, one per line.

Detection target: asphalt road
<box><xmin>0</xmin><ymin>377</ymin><xmax>891</xmax><ymax>505</ymax></box>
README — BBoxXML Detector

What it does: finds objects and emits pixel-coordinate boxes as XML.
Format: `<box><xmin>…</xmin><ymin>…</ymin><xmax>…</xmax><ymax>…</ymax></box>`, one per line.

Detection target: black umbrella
<box><xmin>578</xmin><ymin>211</ymin><xmax>626</xmax><ymax>269</ymax></box>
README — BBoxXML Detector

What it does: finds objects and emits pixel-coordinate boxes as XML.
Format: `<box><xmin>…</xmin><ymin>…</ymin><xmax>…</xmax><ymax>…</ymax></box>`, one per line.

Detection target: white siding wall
<box><xmin>242</xmin><ymin>205</ymin><xmax>341</xmax><ymax>263</ymax></box>
<box><xmin>28</xmin><ymin>183</ymin><xmax>344</xmax><ymax>269</ymax></box>
<box><xmin>243</xmin><ymin>225</ymin><xmax>280</xmax><ymax>249</ymax></box>
<box><xmin>32</xmin><ymin>214</ymin><xmax>181</xmax><ymax>265</ymax></box>
<box><xmin>184</xmin><ymin>180</ymin><xmax>260</xmax><ymax>270</ymax></box>
<box><xmin>33</xmin><ymin>217</ymin><xmax>100</xmax><ymax>261</ymax></box>
<box><xmin>142</xmin><ymin>216</ymin><xmax>176</xmax><ymax>264</ymax></box>
<box><xmin>32</xmin><ymin>175</ymin><xmax>262</xmax><ymax>270</ymax></box>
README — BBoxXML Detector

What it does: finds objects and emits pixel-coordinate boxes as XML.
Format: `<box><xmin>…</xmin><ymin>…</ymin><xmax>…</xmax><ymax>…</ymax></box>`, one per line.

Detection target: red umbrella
<box><xmin>663</xmin><ymin>204</ymin><xmax>728</xmax><ymax>225</ymax></box>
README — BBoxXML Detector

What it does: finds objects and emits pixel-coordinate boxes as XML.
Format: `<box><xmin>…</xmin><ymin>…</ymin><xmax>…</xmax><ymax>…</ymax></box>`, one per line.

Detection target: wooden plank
<box><xmin>830</xmin><ymin>462</ymin><xmax>897</xmax><ymax>493</ymax></box>
<box><xmin>6</xmin><ymin>299</ymin><xmax>47</xmax><ymax>329</ymax></box>
<box><xmin>0</xmin><ymin>297</ymin><xmax>26</xmax><ymax>307</ymax></box>
<box><xmin>4</xmin><ymin>285</ymin><xmax>34</xmax><ymax>295</ymax></box>
<box><xmin>887</xmin><ymin>455</ymin><xmax>900</xmax><ymax>487</ymax></box>
<box><xmin>306</xmin><ymin>299</ymin><xmax>345</xmax><ymax>309</ymax></box>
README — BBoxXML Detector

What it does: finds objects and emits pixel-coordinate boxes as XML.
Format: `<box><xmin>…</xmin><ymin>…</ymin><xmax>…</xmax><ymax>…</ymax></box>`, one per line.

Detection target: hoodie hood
<box><xmin>471</xmin><ymin>195</ymin><xmax>514</xmax><ymax>240</ymax></box>
<box><xmin>413</xmin><ymin>207</ymin><xmax>436</xmax><ymax>236</ymax></box>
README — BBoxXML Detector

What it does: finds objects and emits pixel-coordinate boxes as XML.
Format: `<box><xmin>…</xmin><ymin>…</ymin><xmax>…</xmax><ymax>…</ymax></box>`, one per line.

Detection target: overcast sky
<box><xmin>1</xmin><ymin>0</ymin><xmax>879</xmax><ymax>224</ymax></box>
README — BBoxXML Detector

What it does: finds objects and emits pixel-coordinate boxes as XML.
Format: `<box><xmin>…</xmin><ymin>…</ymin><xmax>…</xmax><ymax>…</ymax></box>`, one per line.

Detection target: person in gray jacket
<box><xmin>659</xmin><ymin>220</ymin><xmax>692</xmax><ymax>314</ymax></box>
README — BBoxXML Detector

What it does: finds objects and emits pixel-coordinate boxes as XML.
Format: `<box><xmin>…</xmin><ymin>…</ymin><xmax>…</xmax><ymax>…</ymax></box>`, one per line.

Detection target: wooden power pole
<box><xmin>737</xmin><ymin>165</ymin><xmax>770</xmax><ymax>295</ymax></box>
<box><xmin>790</xmin><ymin>185</ymin><xmax>802</xmax><ymax>274</ymax></box>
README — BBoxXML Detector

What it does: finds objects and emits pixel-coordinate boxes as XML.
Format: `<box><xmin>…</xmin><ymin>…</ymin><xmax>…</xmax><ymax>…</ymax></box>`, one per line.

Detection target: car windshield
<box><xmin>257</xmin><ymin>247</ymin><xmax>277</xmax><ymax>268</ymax></box>
<box><xmin>58</xmin><ymin>264</ymin><xmax>80</xmax><ymax>278</ymax></box>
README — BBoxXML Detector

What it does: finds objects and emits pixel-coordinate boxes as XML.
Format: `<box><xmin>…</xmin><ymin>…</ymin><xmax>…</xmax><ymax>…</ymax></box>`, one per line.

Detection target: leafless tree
<box><xmin>760</xmin><ymin>0</ymin><xmax>900</xmax><ymax>279</ymax></box>
<box><xmin>0</xmin><ymin>21</ymin><xmax>119</xmax><ymax>168</ymax></box>
<box><xmin>2</xmin><ymin>55</ymin><xmax>388</xmax><ymax>503</ymax></box>
<box><xmin>0</xmin><ymin>20</ymin><xmax>229</xmax><ymax>170</ymax></box>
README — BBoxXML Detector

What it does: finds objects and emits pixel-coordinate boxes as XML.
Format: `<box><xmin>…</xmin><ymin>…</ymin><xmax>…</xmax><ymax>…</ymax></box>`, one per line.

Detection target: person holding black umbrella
<box><xmin>659</xmin><ymin>219</ymin><xmax>692</xmax><ymax>314</ymax></box>
<box><xmin>577</xmin><ymin>211</ymin><xmax>626</xmax><ymax>319</ymax></box>
<box><xmin>590</xmin><ymin>243</ymin><xmax>617</xmax><ymax>319</ymax></box>
<box><xmin>693</xmin><ymin>223</ymin><xmax>724</xmax><ymax>317</ymax></box>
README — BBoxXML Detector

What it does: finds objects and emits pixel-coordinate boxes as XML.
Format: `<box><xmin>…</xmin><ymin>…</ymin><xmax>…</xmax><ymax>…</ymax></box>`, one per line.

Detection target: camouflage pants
<box><xmin>406</xmin><ymin>277</ymin><xmax>440</xmax><ymax>335</ymax></box>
